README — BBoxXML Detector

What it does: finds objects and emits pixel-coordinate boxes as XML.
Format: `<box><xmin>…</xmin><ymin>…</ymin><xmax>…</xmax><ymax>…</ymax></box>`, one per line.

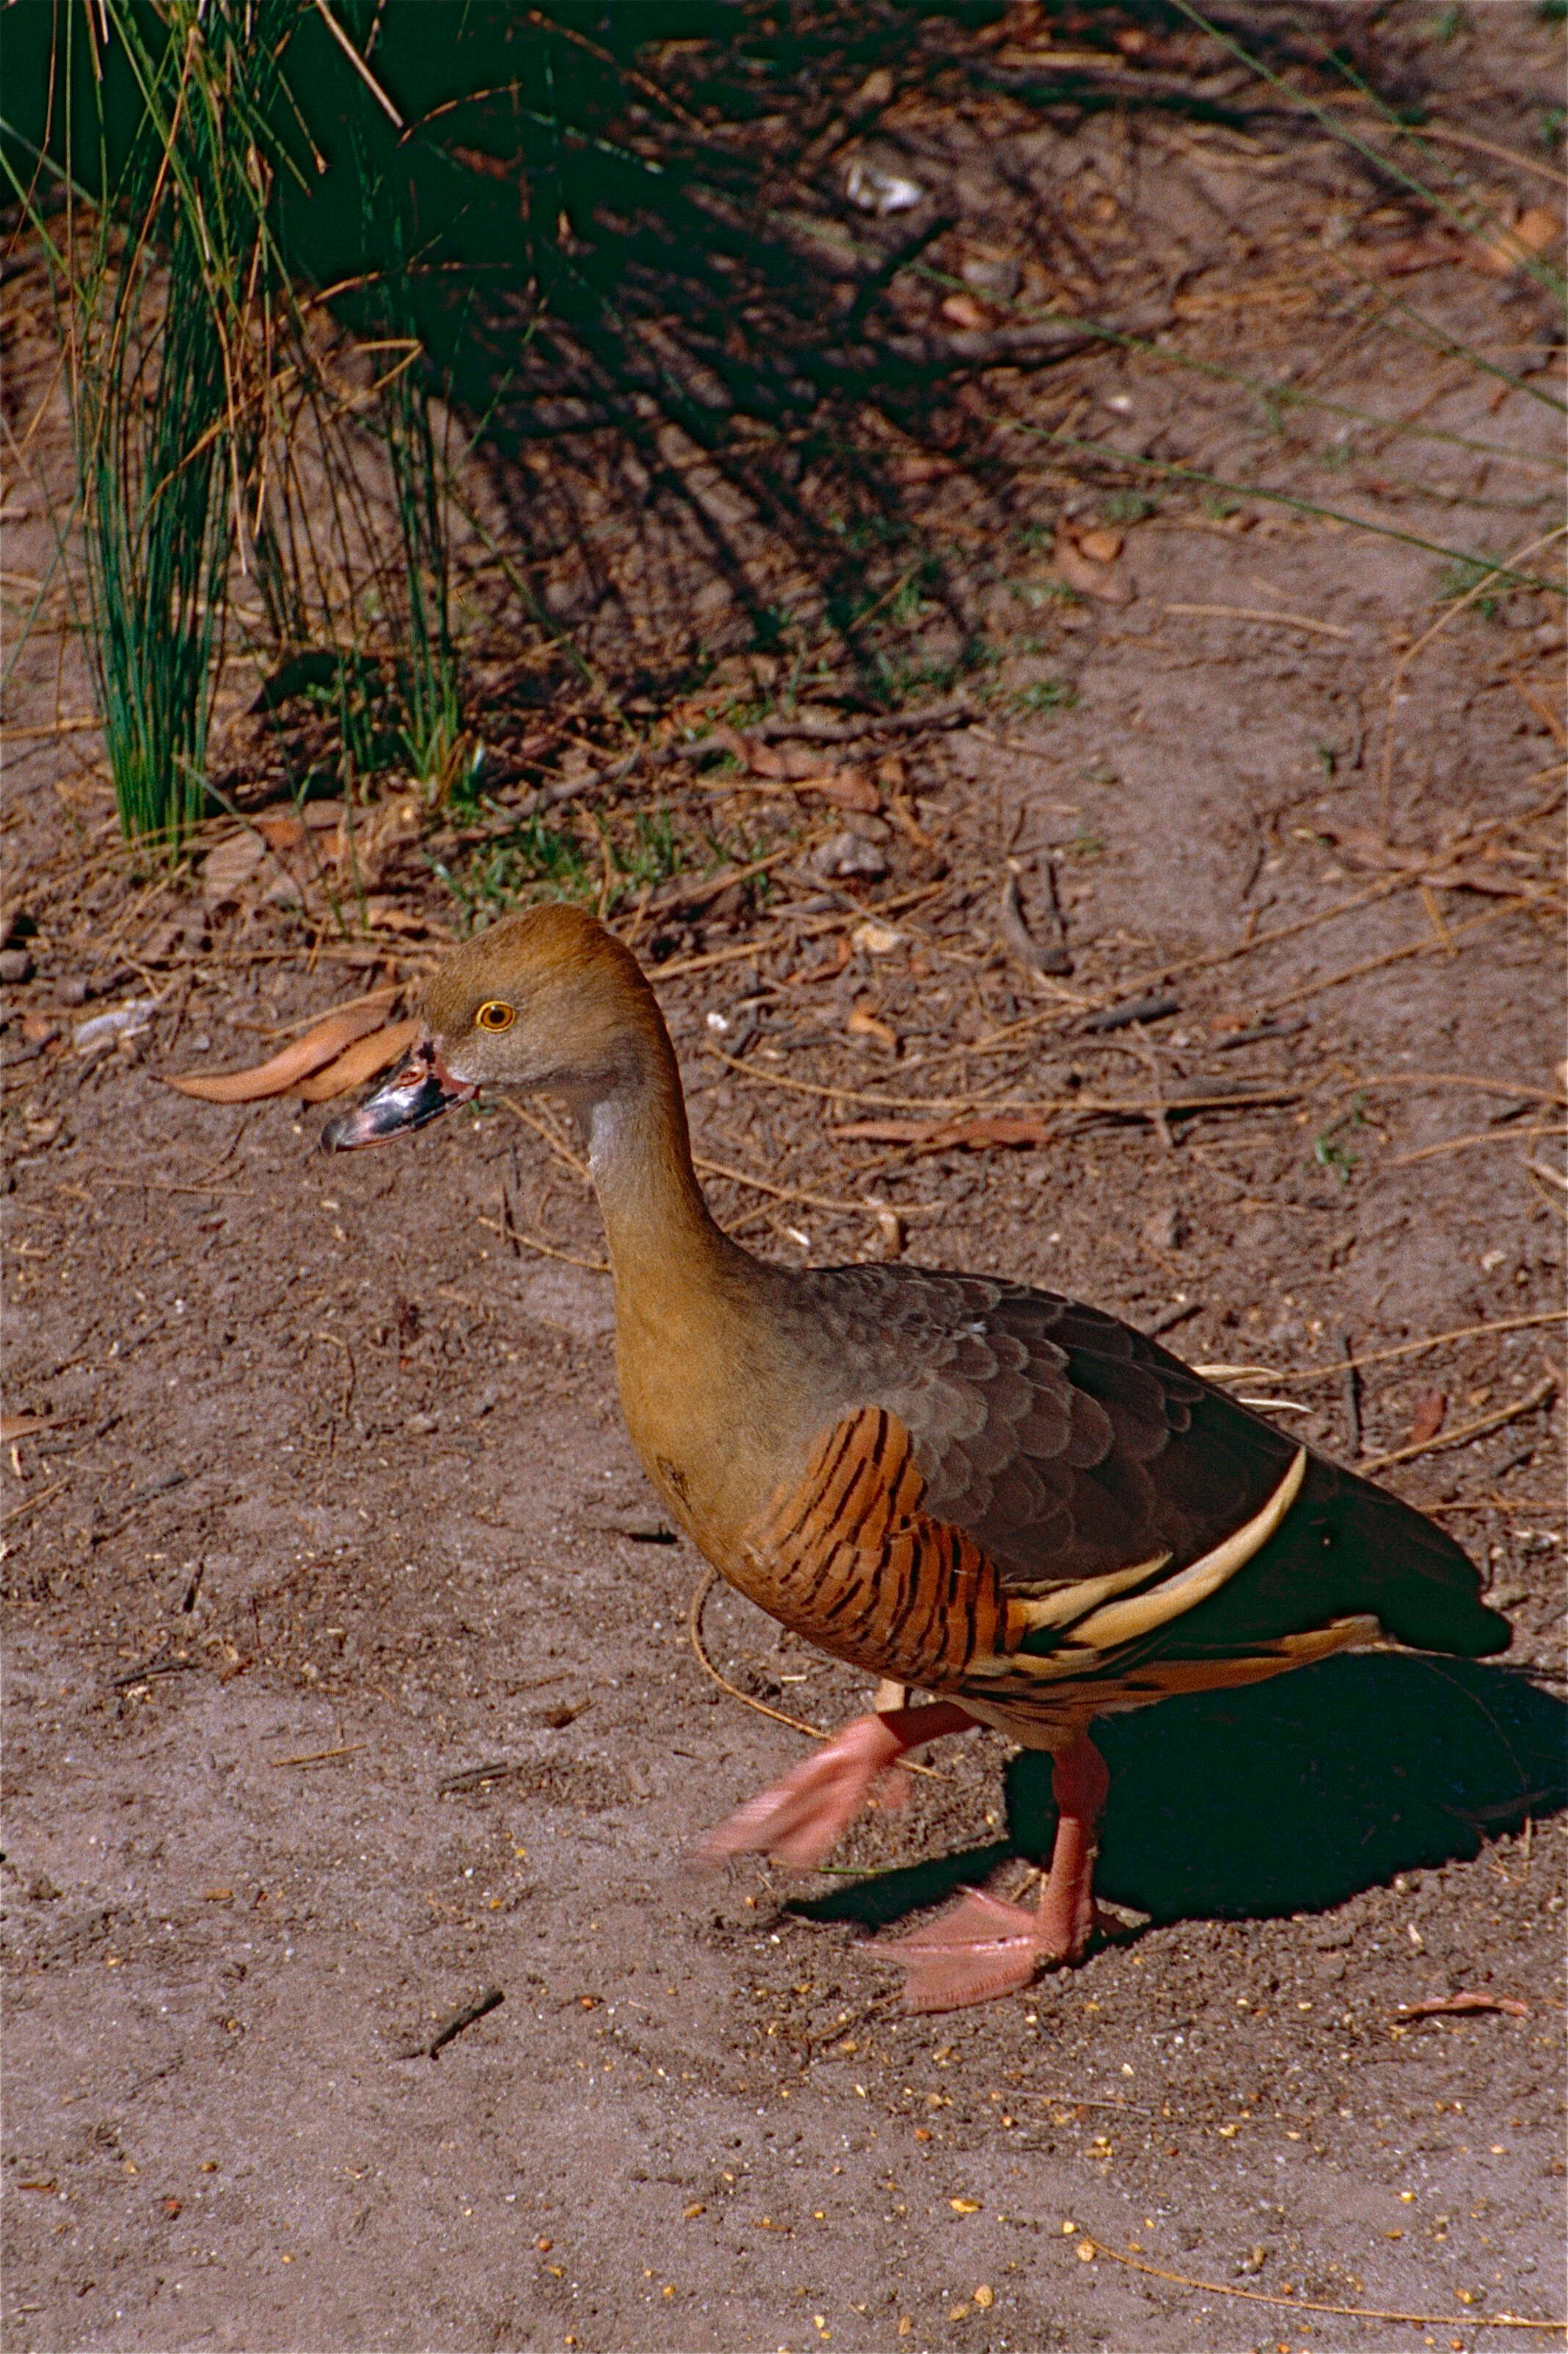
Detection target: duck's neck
<box><xmin>571</xmin><ymin>1024</ymin><xmax>745</xmax><ymax>1308</ymax></box>
<box><xmin>566</xmin><ymin>982</ymin><xmax>801</xmax><ymax>1549</ymax></box>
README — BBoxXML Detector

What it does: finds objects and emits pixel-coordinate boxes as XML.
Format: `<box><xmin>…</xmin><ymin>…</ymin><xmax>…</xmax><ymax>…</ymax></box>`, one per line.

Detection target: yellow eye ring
<box><xmin>474</xmin><ymin>999</ymin><xmax>516</xmax><ymax>1033</ymax></box>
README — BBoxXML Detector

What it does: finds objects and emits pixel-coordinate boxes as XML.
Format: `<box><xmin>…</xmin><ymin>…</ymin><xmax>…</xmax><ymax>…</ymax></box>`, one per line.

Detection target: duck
<box><xmin>323</xmin><ymin>903</ymin><xmax>1509</xmax><ymax>2011</ymax></box>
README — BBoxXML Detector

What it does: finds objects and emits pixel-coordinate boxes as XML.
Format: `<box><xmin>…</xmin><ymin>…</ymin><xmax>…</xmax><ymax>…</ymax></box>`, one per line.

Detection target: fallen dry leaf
<box><xmin>808</xmin><ymin>766</ymin><xmax>880</xmax><ymax>814</ymax></box>
<box><xmin>331</xmin><ymin>797</ymin><xmax>421</xmax><ymax>880</ymax></box>
<box><xmin>707</xmin><ymin>721</ymin><xmax>751</xmax><ymax>768</ymax></box>
<box><xmin>709</xmin><ymin>722</ymin><xmax>786</xmax><ymax>780</ymax></box>
<box><xmin>886</xmin><ymin>792</ymin><xmax>935</xmax><ymax>850</ymax></box>
<box><xmin>889</xmin><ymin>451</ymin><xmax>955</xmax><ymax>484</ymax></box>
<box><xmin>1051</xmin><ymin>538</ymin><xmax>1133</xmax><ymax>604</ymax></box>
<box><xmin>781</xmin><ymin>936</ymin><xmax>853</xmax><ymax>986</ymax></box>
<box><xmin>1407</xmin><ymin>1390</ymin><xmax>1448</xmax><ymax>1448</ymax></box>
<box><xmin>938</xmin><ymin>1115</ymin><xmax>1057</xmax><ymax>1149</ymax></box>
<box><xmin>851</xmin><ymin>920</ymin><xmax>902</xmax><ymax>956</ymax></box>
<box><xmin>0</xmin><ymin>1413</ymin><xmax>50</xmax><ymax>1442</ymax></box>
<box><xmin>1324</xmin><ymin>824</ymin><xmax>1407</xmax><ymax>872</ymax></box>
<box><xmin>846</xmin><ymin>1006</ymin><xmax>899</xmax><ymax>1051</ymax></box>
<box><xmin>1394</xmin><ymin>1992</ymin><xmax>1530</xmax><ymax>2021</ymax></box>
<box><xmin>1074</xmin><ymin>526</ymin><xmax>1123</xmax><ymax>564</ymax></box>
<box><xmin>164</xmin><ymin>1002</ymin><xmax>388</xmax><ymax>1103</ymax></box>
<box><xmin>1517</xmin><ymin>205</ymin><xmax>1562</xmax><ymax>252</ymax></box>
<box><xmin>199</xmin><ymin>831</ymin><xmax>268</xmax><ymax>900</ymax></box>
<box><xmin>741</xmin><ymin>737</ymin><xmax>786</xmax><ymax>781</ymax></box>
<box><xmin>836</xmin><ymin>1118</ymin><xmax>947</xmax><ymax>1146</ymax></box>
<box><xmin>1352</xmin><ymin>234</ymin><xmax>1458</xmax><ymax>277</ymax></box>
<box><xmin>295</xmin><ymin>1018</ymin><xmax>420</xmax><ymax>1103</ymax></box>
<box><xmin>1473</xmin><ymin>205</ymin><xmax>1561</xmax><ymax>274</ymax></box>
<box><xmin>261</xmin><ymin>801</ymin><xmax>346</xmax><ymax>850</ymax></box>
<box><xmin>940</xmin><ymin>291</ymin><xmax>991</xmax><ymax>331</ymax></box>
<box><xmin>360</xmin><ymin>898</ymin><xmax>437</xmax><ymax>936</ymax></box>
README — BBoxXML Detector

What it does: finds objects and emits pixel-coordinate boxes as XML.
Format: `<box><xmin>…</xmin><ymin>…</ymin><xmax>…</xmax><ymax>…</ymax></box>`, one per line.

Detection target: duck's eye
<box><xmin>474</xmin><ymin>999</ymin><xmax>516</xmax><ymax>1033</ymax></box>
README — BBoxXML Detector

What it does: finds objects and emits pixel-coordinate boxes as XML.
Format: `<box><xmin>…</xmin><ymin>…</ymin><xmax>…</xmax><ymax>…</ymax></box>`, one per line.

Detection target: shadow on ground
<box><xmin>793</xmin><ymin>1655</ymin><xmax>1568</xmax><ymax>1932</ymax></box>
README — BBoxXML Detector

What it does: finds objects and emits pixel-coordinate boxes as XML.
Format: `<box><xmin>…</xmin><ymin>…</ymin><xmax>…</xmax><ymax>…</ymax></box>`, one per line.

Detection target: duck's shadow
<box><xmin>791</xmin><ymin>1654</ymin><xmax>1567</xmax><ymax>1932</ymax></box>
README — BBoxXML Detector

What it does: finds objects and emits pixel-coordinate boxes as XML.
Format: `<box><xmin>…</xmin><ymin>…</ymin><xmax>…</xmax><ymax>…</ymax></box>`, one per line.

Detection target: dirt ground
<box><xmin>4</xmin><ymin>8</ymin><xmax>1567</xmax><ymax>2352</ymax></box>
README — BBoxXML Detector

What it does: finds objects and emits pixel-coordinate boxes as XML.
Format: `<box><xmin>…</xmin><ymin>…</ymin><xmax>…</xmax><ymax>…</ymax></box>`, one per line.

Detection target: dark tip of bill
<box><xmin>320</xmin><ymin>1063</ymin><xmax>459</xmax><ymax>1151</ymax></box>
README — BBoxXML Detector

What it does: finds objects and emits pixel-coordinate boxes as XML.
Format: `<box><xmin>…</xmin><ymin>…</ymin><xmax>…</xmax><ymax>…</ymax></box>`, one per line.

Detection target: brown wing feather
<box><xmin>767</xmin><ymin>1266</ymin><xmax>1505</xmax><ymax>1661</ymax></box>
<box><xmin>777</xmin><ymin>1268</ymin><xmax>1285</xmax><ymax>1586</ymax></box>
<box><xmin>739</xmin><ymin>1405</ymin><xmax>1007</xmax><ymax>1687</ymax></box>
<box><xmin>735</xmin><ymin>1400</ymin><xmax>1376</xmax><ymax>1752</ymax></box>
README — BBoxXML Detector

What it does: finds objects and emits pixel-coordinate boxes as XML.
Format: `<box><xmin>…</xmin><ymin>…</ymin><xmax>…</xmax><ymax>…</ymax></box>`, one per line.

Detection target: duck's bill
<box><xmin>320</xmin><ymin>1045</ymin><xmax>475</xmax><ymax>1151</ymax></box>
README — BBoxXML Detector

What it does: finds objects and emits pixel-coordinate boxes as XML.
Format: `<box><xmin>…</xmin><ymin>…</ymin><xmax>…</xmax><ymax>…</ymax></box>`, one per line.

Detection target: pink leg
<box><xmin>696</xmin><ymin>1702</ymin><xmax>976</xmax><ymax>1871</ymax></box>
<box><xmin>871</xmin><ymin>1732</ymin><xmax>1115</xmax><ymax>2013</ymax></box>
<box><xmin>1035</xmin><ymin>1731</ymin><xmax>1112</xmax><ymax>1961</ymax></box>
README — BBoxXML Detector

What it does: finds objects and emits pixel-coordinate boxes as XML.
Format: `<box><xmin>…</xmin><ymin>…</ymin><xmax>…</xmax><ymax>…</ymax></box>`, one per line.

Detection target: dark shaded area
<box><xmin>793</xmin><ymin>1837</ymin><xmax>1015</xmax><ymax>1931</ymax></box>
<box><xmin>795</xmin><ymin>1656</ymin><xmax>1567</xmax><ymax>1931</ymax></box>
<box><xmin>4</xmin><ymin>0</ymin><xmax>1477</xmax><ymax>713</ymax></box>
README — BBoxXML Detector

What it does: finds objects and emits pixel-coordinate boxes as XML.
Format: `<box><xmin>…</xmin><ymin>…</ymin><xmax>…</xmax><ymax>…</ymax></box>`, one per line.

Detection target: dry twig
<box><xmin>1388</xmin><ymin>1123</ymin><xmax>1566</xmax><ymax>1167</ymax></box>
<box><xmin>0</xmin><ymin>1479</ymin><xmax>67</xmax><ymax>1531</ymax></box>
<box><xmin>1358</xmin><ymin>1373</ymin><xmax>1557</xmax><ymax>1474</ymax></box>
<box><xmin>1164</xmin><ymin>602</ymin><xmax>1354</xmax><ymax>638</ymax></box>
<box><xmin>475</xmin><ymin>1211</ymin><xmax>608</xmax><ymax>1275</ymax></box>
<box><xmin>1377</xmin><ymin>522</ymin><xmax>1568</xmax><ymax>817</ymax></box>
<box><xmin>687</xmin><ymin>1567</ymin><xmax>941</xmax><ymax>1778</ymax></box>
<box><xmin>266</xmin><ymin>1743</ymin><xmax>368</xmax><ymax>1768</ymax></box>
<box><xmin>426</xmin><ymin>1984</ymin><xmax>504</xmax><ymax>2058</ymax></box>
<box><xmin>705</xmin><ymin>1045</ymin><xmax>1293</xmax><ymax>1127</ymax></box>
<box><xmin>999</xmin><ymin>869</ymin><xmax>1071</xmax><ymax>978</ymax></box>
<box><xmin>1258</xmin><ymin>900</ymin><xmax>1520</xmax><ymax>1017</ymax></box>
<box><xmin>693</xmin><ymin>1154</ymin><xmax>939</xmax><ymax>1224</ymax></box>
<box><xmin>1204</xmin><ymin>1308</ymin><xmax>1567</xmax><ymax>1388</ymax></box>
<box><xmin>1077</xmin><ymin>2240</ymin><xmax>1564</xmax><ymax>2332</ymax></box>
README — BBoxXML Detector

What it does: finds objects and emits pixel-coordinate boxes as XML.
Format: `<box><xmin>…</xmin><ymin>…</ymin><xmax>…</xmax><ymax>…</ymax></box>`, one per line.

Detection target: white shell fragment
<box><xmin>852</xmin><ymin>920</ymin><xmax>902</xmax><ymax>955</ymax></box>
<box><xmin>73</xmin><ymin>1000</ymin><xmax>156</xmax><ymax>1054</ymax></box>
<box><xmin>845</xmin><ymin>156</ymin><xmax>925</xmax><ymax>216</ymax></box>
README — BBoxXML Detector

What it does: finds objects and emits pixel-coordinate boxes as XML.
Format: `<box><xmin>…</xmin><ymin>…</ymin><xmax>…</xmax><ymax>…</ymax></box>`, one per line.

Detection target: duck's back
<box><xmin>760</xmin><ymin>1264</ymin><xmax>1507</xmax><ymax>1665</ymax></box>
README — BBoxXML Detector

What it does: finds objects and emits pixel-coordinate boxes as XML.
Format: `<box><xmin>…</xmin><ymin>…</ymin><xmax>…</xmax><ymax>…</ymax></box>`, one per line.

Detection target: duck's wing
<box><xmin>777</xmin><ymin>1268</ymin><xmax>1507</xmax><ymax>1670</ymax></box>
<box><xmin>737</xmin><ymin>1394</ymin><xmax>1343</xmax><ymax>1730</ymax></box>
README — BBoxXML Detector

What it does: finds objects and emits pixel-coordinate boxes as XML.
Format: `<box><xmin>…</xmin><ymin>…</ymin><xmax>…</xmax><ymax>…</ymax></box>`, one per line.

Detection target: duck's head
<box><xmin>322</xmin><ymin>903</ymin><xmax>663</xmax><ymax>1151</ymax></box>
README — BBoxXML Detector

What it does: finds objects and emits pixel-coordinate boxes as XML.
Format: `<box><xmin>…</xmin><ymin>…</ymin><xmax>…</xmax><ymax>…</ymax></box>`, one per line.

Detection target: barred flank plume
<box><xmin>743</xmin><ymin>1407</ymin><xmax>1007</xmax><ymax>1688</ymax></box>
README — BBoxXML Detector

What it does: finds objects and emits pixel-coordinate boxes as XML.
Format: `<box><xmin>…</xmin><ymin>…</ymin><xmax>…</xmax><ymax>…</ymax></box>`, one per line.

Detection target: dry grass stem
<box><xmin>475</xmin><ymin>1211</ymin><xmax>607</xmax><ymax>1276</ymax></box>
<box><xmin>1200</xmin><ymin>1309</ymin><xmax>1568</xmax><ymax>1387</ymax></box>
<box><xmin>686</xmin><ymin>1568</ymin><xmax>942</xmax><ymax>1779</ymax></box>
<box><xmin>1163</xmin><ymin>603</ymin><xmax>1354</xmax><ymax>639</ymax></box>
<box><xmin>499</xmin><ymin>1098</ymin><xmax>591</xmax><ymax>1184</ymax></box>
<box><xmin>693</xmin><ymin>1156</ymin><xmax>941</xmax><ymax>1224</ymax></box>
<box><xmin>1079</xmin><ymin>2240</ymin><xmax>1564</xmax><ymax>2332</ymax></box>
<box><xmin>1388</xmin><ymin>1125</ymin><xmax>1567</xmax><ymax>1168</ymax></box>
<box><xmin>1257</xmin><ymin>900</ymin><xmax>1520</xmax><ymax>1016</ymax></box>
<box><xmin>1378</xmin><ymin>523</ymin><xmax>1568</xmax><ymax>815</ymax></box>
<box><xmin>1358</xmin><ymin>1377</ymin><xmax>1558</xmax><ymax>1473</ymax></box>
